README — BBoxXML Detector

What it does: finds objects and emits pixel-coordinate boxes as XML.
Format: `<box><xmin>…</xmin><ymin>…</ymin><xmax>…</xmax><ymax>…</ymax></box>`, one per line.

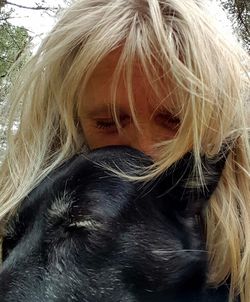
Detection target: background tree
<box><xmin>0</xmin><ymin>1</ymin><xmax>67</xmax><ymax>161</ymax></box>
<box><xmin>0</xmin><ymin>23</ymin><xmax>30</xmax><ymax>79</ymax></box>
<box><xmin>220</xmin><ymin>0</ymin><xmax>250</xmax><ymax>52</ymax></box>
<box><xmin>0</xmin><ymin>0</ymin><xmax>58</xmax><ymax>11</ymax></box>
<box><xmin>0</xmin><ymin>9</ymin><xmax>31</xmax><ymax>160</ymax></box>
<box><xmin>0</xmin><ymin>22</ymin><xmax>30</xmax><ymax>121</ymax></box>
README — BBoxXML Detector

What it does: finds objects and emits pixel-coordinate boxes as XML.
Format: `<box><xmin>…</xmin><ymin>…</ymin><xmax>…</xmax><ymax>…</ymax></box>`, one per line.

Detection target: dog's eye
<box><xmin>68</xmin><ymin>220</ymin><xmax>102</xmax><ymax>231</ymax></box>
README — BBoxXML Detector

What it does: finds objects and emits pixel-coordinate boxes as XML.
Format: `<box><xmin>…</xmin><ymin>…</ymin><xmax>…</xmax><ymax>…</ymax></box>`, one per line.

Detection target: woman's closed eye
<box><xmin>156</xmin><ymin>113</ymin><xmax>180</xmax><ymax>129</ymax></box>
<box><xmin>95</xmin><ymin>113</ymin><xmax>180</xmax><ymax>132</ymax></box>
<box><xmin>95</xmin><ymin>115</ymin><xmax>130</xmax><ymax>132</ymax></box>
<box><xmin>95</xmin><ymin>119</ymin><xmax>116</xmax><ymax>129</ymax></box>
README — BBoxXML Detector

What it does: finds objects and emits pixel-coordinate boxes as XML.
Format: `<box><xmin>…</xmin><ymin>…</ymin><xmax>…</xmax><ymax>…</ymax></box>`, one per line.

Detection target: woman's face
<box><xmin>79</xmin><ymin>51</ymin><xmax>179</xmax><ymax>159</ymax></box>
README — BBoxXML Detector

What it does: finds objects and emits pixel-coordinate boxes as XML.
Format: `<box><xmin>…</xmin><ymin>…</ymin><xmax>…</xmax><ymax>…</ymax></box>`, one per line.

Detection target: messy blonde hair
<box><xmin>0</xmin><ymin>0</ymin><xmax>249</xmax><ymax>301</ymax></box>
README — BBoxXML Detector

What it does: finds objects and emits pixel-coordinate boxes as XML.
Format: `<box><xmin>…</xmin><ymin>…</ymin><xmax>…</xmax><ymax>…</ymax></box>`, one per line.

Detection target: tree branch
<box><xmin>0</xmin><ymin>16</ymin><xmax>9</xmax><ymax>22</ymax></box>
<box><xmin>3</xmin><ymin>23</ymin><xmax>22</xmax><ymax>49</ymax></box>
<box><xmin>0</xmin><ymin>56</ymin><xmax>13</xmax><ymax>63</ymax></box>
<box><xmin>0</xmin><ymin>0</ymin><xmax>7</xmax><ymax>9</ymax></box>
<box><xmin>5</xmin><ymin>1</ymin><xmax>56</xmax><ymax>11</ymax></box>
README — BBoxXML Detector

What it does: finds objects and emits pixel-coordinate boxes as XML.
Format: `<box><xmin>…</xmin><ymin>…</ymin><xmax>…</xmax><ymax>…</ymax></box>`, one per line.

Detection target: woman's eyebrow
<box><xmin>85</xmin><ymin>104</ymin><xmax>128</xmax><ymax>117</ymax></box>
<box><xmin>86</xmin><ymin>104</ymin><xmax>111</xmax><ymax>116</ymax></box>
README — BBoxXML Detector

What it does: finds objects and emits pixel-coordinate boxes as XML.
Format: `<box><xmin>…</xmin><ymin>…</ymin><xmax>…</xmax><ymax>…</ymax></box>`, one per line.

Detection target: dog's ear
<box><xmin>152</xmin><ymin>148</ymin><xmax>228</xmax><ymax>216</ymax></box>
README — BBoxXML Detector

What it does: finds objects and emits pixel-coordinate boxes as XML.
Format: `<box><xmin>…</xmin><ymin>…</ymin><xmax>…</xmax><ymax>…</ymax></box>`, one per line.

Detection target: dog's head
<box><xmin>0</xmin><ymin>146</ymin><xmax>226</xmax><ymax>302</ymax></box>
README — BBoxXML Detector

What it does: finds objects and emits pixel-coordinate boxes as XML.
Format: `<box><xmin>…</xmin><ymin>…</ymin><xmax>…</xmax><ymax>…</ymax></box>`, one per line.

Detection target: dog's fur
<box><xmin>0</xmin><ymin>146</ymin><xmax>226</xmax><ymax>302</ymax></box>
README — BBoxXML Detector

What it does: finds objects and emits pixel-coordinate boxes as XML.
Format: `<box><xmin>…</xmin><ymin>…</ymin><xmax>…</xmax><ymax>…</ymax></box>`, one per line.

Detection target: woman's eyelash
<box><xmin>95</xmin><ymin>115</ymin><xmax>130</xmax><ymax>130</ymax></box>
<box><xmin>95</xmin><ymin>114</ymin><xmax>180</xmax><ymax>130</ymax></box>
<box><xmin>95</xmin><ymin>119</ymin><xmax>116</xmax><ymax>129</ymax></box>
<box><xmin>157</xmin><ymin>113</ymin><xmax>180</xmax><ymax>127</ymax></box>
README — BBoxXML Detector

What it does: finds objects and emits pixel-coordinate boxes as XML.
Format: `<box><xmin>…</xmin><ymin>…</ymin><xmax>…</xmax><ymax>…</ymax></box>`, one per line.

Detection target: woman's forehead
<box><xmin>83</xmin><ymin>75</ymin><xmax>176</xmax><ymax>118</ymax></box>
<box><xmin>87</xmin><ymin>50</ymin><xmax>172</xmax><ymax>95</ymax></box>
<box><xmin>91</xmin><ymin>48</ymin><xmax>143</xmax><ymax>79</ymax></box>
<box><xmin>81</xmin><ymin>48</ymin><xmax>177</xmax><ymax>115</ymax></box>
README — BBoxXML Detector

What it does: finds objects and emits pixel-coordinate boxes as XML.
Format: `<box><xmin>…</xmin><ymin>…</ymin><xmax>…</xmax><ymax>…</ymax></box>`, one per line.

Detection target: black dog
<box><xmin>0</xmin><ymin>146</ymin><xmax>226</xmax><ymax>302</ymax></box>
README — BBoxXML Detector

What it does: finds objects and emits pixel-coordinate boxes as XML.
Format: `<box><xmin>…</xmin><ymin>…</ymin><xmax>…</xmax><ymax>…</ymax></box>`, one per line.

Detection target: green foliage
<box><xmin>0</xmin><ymin>21</ymin><xmax>31</xmax><ymax>108</ymax></box>
<box><xmin>0</xmin><ymin>0</ymin><xmax>69</xmax><ymax>161</ymax></box>
<box><xmin>220</xmin><ymin>0</ymin><xmax>250</xmax><ymax>52</ymax></box>
<box><xmin>0</xmin><ymin>22</ymin><xmax>30</xmax><ymax>78</ymax></box>
<box><xmin>0</xmin><ymin>21</ymin><xmax>31</xmax><ymax>160</ymax></box>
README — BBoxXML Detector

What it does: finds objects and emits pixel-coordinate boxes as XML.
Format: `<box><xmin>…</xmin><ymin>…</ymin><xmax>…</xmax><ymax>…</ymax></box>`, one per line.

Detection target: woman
<box><xmin>0</xmin><ymin>0</ymin><xmax>249</xmax><ymax>301</ymax></box>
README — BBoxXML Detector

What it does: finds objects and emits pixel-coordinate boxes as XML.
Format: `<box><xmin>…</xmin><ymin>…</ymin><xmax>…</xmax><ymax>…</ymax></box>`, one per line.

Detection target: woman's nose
<box><xmin>126</xmin><ymin>130</ymin><xmax>157</xmax><ymax>159</ymax></box>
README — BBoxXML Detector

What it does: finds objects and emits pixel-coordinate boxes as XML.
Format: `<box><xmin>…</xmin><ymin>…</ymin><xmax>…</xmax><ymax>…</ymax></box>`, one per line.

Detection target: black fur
<box><xmin>0</xmin><ymin>146</ymin><xmax>226</xmax><ymax>301</ymax></box>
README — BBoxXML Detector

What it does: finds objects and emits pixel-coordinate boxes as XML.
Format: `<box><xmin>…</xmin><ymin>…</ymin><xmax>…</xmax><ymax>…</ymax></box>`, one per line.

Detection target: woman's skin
<box><xmin>79</xmin><ymin>50</ymin><xmax>180</xmax><ymax>159</ymax></box>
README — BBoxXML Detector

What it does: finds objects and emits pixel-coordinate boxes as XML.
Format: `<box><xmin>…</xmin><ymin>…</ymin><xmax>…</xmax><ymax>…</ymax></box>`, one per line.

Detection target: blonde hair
<box><xmin>0</xmin><ymin>0</ymin><xmax>249</xmax><ymax>301</ymax></box>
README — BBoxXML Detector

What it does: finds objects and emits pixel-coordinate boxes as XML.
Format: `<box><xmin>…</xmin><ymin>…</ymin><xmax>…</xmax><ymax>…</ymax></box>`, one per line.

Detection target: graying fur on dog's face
<box><xmin>0</xmin><ymin>146</ymin><xmax>226</xmax><ymax>302</ymax></box>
